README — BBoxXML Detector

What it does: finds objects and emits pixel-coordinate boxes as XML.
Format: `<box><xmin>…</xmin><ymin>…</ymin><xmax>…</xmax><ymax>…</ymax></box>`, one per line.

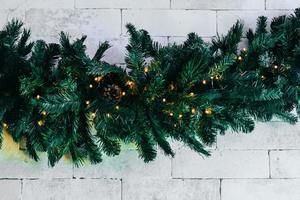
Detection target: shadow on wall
<box><xmin>0</xmin><ymin>130</ymin><xmax>72</xmax><ymax>165</ymax></box>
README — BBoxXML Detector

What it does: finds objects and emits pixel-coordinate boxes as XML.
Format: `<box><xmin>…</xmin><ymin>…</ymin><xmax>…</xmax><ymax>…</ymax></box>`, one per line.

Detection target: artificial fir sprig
<box><xmin>1</xmin><ymin>9</ymin><xmax>300</xmax><ymax>166</ymax></box>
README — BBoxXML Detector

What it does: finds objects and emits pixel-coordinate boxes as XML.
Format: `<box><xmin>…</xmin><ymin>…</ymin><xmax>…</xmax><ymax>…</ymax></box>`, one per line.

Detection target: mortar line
<box><xmin>72</xmin><ymin>165</ymin><xmax>75</xmax><ymax>179</ymax></box>
<box><xmin>171</xmin><ymin>157</ymin><xmax>174</xmax><ymax>178</ymax></box>
<box><xmin>214</xmin><ymin>148</ymin><xmax>300</xmax><ymax>151</ymax></box>
<box><xmin>20</xmin><ymin>179</ymin><xmax>23</xmax><ymax>200</ymax></box>
<box><xmin>74</xmin><ymin>8</ymin><xmax>292</xmax><ymax>11</ymax></box>
<box><xmin>172</xmin><ymin>177</ymin><xmax>300</xmax><ymax>180</ymax></box>
<box><xmin>219</xmin><ymin>179</ymin><xmax>222</xmax><ymax>200</ymax></box>
<box><xmin>120</xmin><ymin>9</ymin><xmax>123</xmax><ymax>36</ymax></box>
<box><xmin>216</xmin><ymin>11</ymin><xmax>218</xmax><ymax>36</ymax></box>
<box><xmin>24</xmin><ymin>5</ymin><xmax>27</xmax><ymax>24</ymax></box>
<box><xmin>121</xmin><ymin>178</ymin><xmax>123</xmax><ymax>200</ymax></box>
<box><xmin>264</xmin><ymin>0</ymin><xmax>267</xmax><ymax>10</ymax></box>
<box><xmin>268</xmin><ymin>150</ymin><xmax>271</xmax><ymax>178</ymax></box>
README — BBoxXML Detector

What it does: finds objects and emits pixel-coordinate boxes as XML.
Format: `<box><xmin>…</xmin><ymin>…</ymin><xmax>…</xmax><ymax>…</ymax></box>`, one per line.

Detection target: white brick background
<box><xmin>0</xmin><ymin>0</ymin><xmax>300</xmax><ymax>199</ymax></box>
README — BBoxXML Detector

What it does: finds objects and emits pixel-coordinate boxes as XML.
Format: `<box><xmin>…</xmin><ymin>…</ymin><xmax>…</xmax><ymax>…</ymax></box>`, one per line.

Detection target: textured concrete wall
<box><xmin>0</xmin><ymin>0</ymin><xmax>300</xmax><ymax>199</ymax></box>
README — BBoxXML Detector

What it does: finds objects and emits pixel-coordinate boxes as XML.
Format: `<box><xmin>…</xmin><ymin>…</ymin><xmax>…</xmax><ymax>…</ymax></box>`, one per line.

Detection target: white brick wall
<box><xmin>0</xmin><ymin>0</ymin><xmax>300</xmax><ymax>199</ymax></box>
<box><xmin>122</xmin><ymin>10</ymin><xmax>216</xmax><ymax>37</ymax></box>
<box><xmin>171</xmin><ymin>0</ymin><xmax>265</xmax><ymax>10</ymax></box>
<box><xmin>22</xmin><ymin>179</ymin><xmax>121</xmax><ymax>200</ymax></box>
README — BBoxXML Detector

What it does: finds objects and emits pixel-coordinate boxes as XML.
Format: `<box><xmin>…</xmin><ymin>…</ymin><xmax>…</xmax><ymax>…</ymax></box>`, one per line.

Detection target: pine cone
<box><xmin>103</xmin><ymin>84</ymin><xmax>123</xmax><ymax>102</ymax></box>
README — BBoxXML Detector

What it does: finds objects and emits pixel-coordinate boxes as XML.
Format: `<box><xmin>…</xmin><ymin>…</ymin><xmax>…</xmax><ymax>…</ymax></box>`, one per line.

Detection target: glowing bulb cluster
<box><xmin>169</xmin><ymin>84</ymin><xmax>176</xmax><ymax>91</ymax></box>
<box><xmin>204</xmin><ymin>108</ymin><xmax>213</xmax><ymax>115</ymax></box>
<box><xmin>3</xmin><ymin>123</ymin><xmax>8</xmax><ymax>128</ymax></box>
<box><xmin>126</xmin><ymin>80</ymin><xmax>135</xmax><ymax>89</ymax></box>
<box><xmin>191</xmin><ymin>108</ymin><xmax>196</xmax><ymax>114</ymax></box>
<box><xmin>144</xmin><ymin>67</ymin><xmax>149</xmax><ymax>73</ymax></box>
<box><xmin>37</xmin><ymin>120</ymin><xmax>44</xmax><ymax>127</ymax></box>
<box><xmin>91</xmin><ymin>112</ymin><xmax>96</xmax><ymax>119</ymax></box>
<box><xmin>94</xmin><ymin>76</ymin><xmax>103</xmax><ymax>82</ymax></box>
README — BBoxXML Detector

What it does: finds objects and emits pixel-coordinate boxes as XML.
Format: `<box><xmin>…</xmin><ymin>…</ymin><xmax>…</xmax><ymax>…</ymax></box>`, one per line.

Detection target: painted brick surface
<box><xmin>270</xmin><ymin>150</ymin><xmax>300</xmax><ymax>178</ymax></box>
<box><xmin>0</xmin><ymin>132</ymin><xmax>73</xmax><ymax>179</ymax></box>
<box><xmin>123</xmin><ymin>179</ymin><xmax>220</xmax><ymax>200</ymax></box>
<box><xmin>0</xmin><ymin>9</ymin><xmax>25</xmax><ymax>28</ymax></box>
<box><xmin>1</xmin><ymin>0</ymin><xmax>25</xmax><ymax>9</ymax></box>
<box><xmin>0</xmin><ymin>0</ymin><xmax>299</xmax><ymax>199</ymax></box>
<box><xmin>0</xmin><ymin>180</ymin><xmax>21</xmax><ymax>200</ymax></box>
<box><xmin>217</xmin><ymin>10</ymin><xmax>292</xmax><ymax>35</ymax></box>
<box><xmin>25</xmin><ymin>9</ymin><xmax>121</xmax><ymax>40</ymax></box>
<box><xmin>171</xmin><ymin>0</ymin><xmax>264</xmax><ymax>10</ymax></box>
<box><xmin>74</xmin><ymin>149</ymin><xmax>172</xmax><ymax>179</ymax></box>
<box><xmin>0</xmin><ymin>153</ymin><xmax>72</xmax><ymax>178</ymax></box>
<box><xmin>25</xmin><ymin>0</ymin><xmax>75</xmax><ymax>8</ymax></box>
<box><xmin>217</xmin><ymin>122</ymin><xmax>300</xmax><ymax>149</ymax></box>
<box><xmin>75</xmin><ymin>0</ymin><xmax>170</xmax><ymax>9</ymax></box>
<box><xmin>22</xmin><ymin>179</ymin><xmax>121</xmax><ymax>200</ymax></box>
<box><xmin>172</xmin><ymin>147</ymin><xmax>269</xmax><ymax>178</ymax></box>
<box><xmin>122</xmin><ymin>10</ymin><xmax>216</xmax><ymax>37</ymax></box>
<box><xmin>266</xmin><ymin>0</ymin><xmax>300</xmax><ymax>9</ymax></box>
<box><xmin>222</xmin><ymin>179</ymin><xmax>300</xmax><ymax>200</ymax></box>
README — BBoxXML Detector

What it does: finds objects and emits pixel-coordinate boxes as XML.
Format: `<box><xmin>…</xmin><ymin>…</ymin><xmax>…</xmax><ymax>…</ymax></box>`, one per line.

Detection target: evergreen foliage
<box><xmin>1</xmin><ymin>9</ymin><xmax>300</xmax><ymax>166</ymax></box>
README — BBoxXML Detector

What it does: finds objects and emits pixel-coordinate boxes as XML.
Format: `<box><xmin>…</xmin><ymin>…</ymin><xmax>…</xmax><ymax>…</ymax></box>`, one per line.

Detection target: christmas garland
<box><xmin>1</xmin><ymin>9</ymin><xmax>300</xmax><ymax>166</ymax></box>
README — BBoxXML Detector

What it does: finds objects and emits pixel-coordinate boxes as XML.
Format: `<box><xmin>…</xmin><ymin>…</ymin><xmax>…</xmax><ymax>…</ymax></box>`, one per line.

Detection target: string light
<box><xmin>169</xmin><ymin>83</ymin><xmax>175</xmax><ymax>91</ymax></box>
<box><xmin>37</xmin><ymin>120</ymin><xmax>44</xmax><ymax>127</ymax></box>
<box><xmin>204</xmin><ymin>108</ymin><xmax>213</xmax><ymax>115</ymax></box>
<box><xmin>94</xmin><ymin>76</ymin><xmax>103</xmax><ymax>82</ymax></box>
<box><xmin>178</xmin><ymin>114</ymin><xmax>183</xmax><ymax>119</ymax></box>
<box><xmin>191</xmin><ymin>108</ymin><xmax>196</xmax><ymax>114</ymax></box>
<box><xmin>237</xmin><ymin>56</ymin><xmax>243</xmax><ymax>61</ymax></box>
<box><xmin>41</xmin><ymin>111</ymin><xmax>47</xmax><ymax>116</ymax></box>
<box><xmin>126</xmin><ymin>80</ymin><xmax>135</xmax><ymax>89</ymax></box>
<box><xmin>36</xmin><ymin>95</ymin><xmax>41</xmax><ymax>100</ymax></box>
<box><xmin>261</xmin><ymin>75</ymin><xmax>265</xmax><ymax>80</ymax></box>
<box><xmin>144</xmin><ymin>67</ymin><xmax>149</xmax><ymax>73</ymax></box>
<box><xmin>115</xmin><ymin>105</ymin><xmax>120</xmax><ymax>110</ymax></box>
<box><xmin>210</xmin><ymin>76</ymin><xmax>214</xmax><ymax>80</ymax></box>
<box><xmin>242</xmin><ymin>48</ymin><xmax>247</xmax><ymax>52</ymax></box>
<box><xmin>89</xmin><ymin>84</ymin><xmax>93</xmax><ymax>88</ymax></box>
<box><xmin>173</xmin><ymin>124</ymin><xmax>177</xmax><ymax>128</ymax></box>
<box><xmin>106</xmin><ymin>113</ymin><xmax>111</xmax><ymax>118</ymax></box>
<box><xmin>85</xmin><ymin>100</ymin><xmax>90</xmax><ymax>105</ymax></box>
<box><xmin>122</xmin><ymin>91</ymin><xmax>126</xmax><ymax>96</ymax></box>
<box><xmin>162</xmin><ymin>98</ymin><xmax>166</xmax><ymax>103</ymax></box>
<box><xmin>202</xmin><ymin>80</ymin><xmax>207</xmax><ymax>85</ymax></box>
<box><xmin>91</xmin><ymin>112</ymin><xmax>96</xmax><ymax>119</ymax></box>
<box><xmin>169</xmin><ymin>112</ymin><xmax>174</xmax><ymax>117</ymax></box>
<box><xmin>274</xmin><ymin>65</ymin><xmax>278</xmax><ymax>69</ymax></box>
<box><xmin>2</xmin><ymin>123</ymin><xmax>8</xmax><ymax>128</ymax></box>
<box><xmin>189</xmin><ymin>92</ymin><xmax>195</xmax><ymax>97</ymax></box>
